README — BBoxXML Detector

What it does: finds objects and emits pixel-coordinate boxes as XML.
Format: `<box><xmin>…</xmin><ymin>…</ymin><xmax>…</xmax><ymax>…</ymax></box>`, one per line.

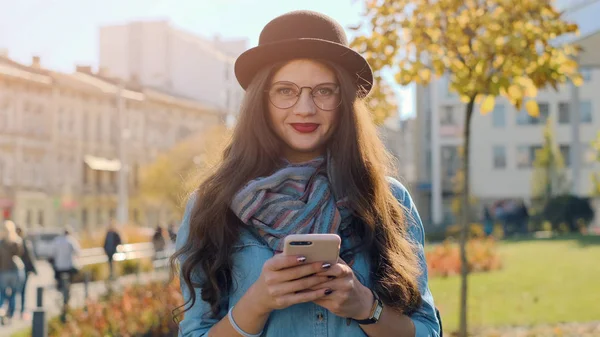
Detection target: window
<box><xmin>539</xmin><ymin>102</ymin><xmax>550</xmax><ymax>121</ymax></box>
<box><xmin>558</xmin><ymin>102</ymin><xmax>570</xmax><ymax>124</ymax></box>
<box><xmin>110</xmin><ymin>171</ymin><xmax>117</xmax><ymax>187</ymax></box>
<box><xmin>560</xmin><ymin>145</ymin><xmax>571</xmax><ymax>167</ymax></box>
<box><xmin>581</xmin><ymin>67</ymin><xmax>592</xmax><ymax>82</ymax></box>
<box><xmin>83</xmin><ymin>162</ymin><xmax>89</xmax><ymax>184</ymax></box>
<box><xmin>97</xmin><ymin>209</ymin><xmax>103</xmax><ymax>226</ymax></box>
<box><xmin>132</xmin><ymin>163</ymin><xmax>139</xmax><ymax>188</ymax></box>
<box><xmin>558</xmin><ymin>101</ymin><xmax>592</xmax><ymax>124</ymax></box>
<box><xmin>493</xmin><ymin>145</ymin><xmax>507</xmax><ymax>169</ymax></box>
<box><xmin>96</xmin><ymin>170</ymin><xmax>102</xmax><ymax>189</ymax></box>
<box><xmin>441</xmin><ymin>146</ymin><xmax>460</xmax><ymax>178</ymax></box>
<box><xmin>82</xmin><ymin>209</ymin><xmax>88</xmax><ymax>228</ymax></box>
<box><xmin>517</xmin><ymin>103</ymin><xmax>549</xmax><ymax>125</ymax></box>
<box><xmin>97</xmin><ymin>115</ymin><xmax>103</xmax><ymax>142</ymax></box>
<box><xmin>82</xmin><ymin>112</ymin><xmax>88</xmax><ymax>141</ymax></box>
<box><xmin>37</xmin><ymin>210</ymin><xmax>44</xmax><ymax>226</ymax></box>
<box><xmin>517</xmin><ymin>145</ymin><xmax>541</xmax><ymax>168</ymax></box>
<box><xmin>581</xmin><ymin>101</ymin><xmax>592</xmax><ymax>123</ymax></box>
<box><xmin>440</xmin><ymin>106</ymin><xmax>456</xmax><ymax>125</ymax></box>
<box><xmin>492</xmin><ymin>104</ymin><xmax>505</xmax><ymax>127</ymax></box>
<box><xmin>2</xmin><ymin>155</ymin><xmax>13</xmax><ymax>186</ymax></box>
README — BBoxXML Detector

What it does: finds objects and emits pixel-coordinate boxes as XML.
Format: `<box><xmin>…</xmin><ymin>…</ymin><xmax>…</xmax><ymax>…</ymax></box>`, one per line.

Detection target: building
<box><xmin>99</xmin><ymin>20</ymin><xmax>247</xmax><ymax>118</ymax></box>
<box><xmin>379</xmin><ymin>117</ymin><xmax>417</xmax><ymax>186</ymax></box>
<box><xmin>413</xmin><ymin>2</ymin><xmax>600</xmax><ymax>226</ymax></box>
<box><xmin>0</xmin><ymin>54</ymin><xmax>221</xmax><ymax>229</ymax></box>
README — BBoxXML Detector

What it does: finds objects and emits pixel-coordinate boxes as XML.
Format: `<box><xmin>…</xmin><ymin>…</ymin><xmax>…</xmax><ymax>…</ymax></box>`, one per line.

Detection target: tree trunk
<box><xmin>459</xmin><ymin>97</ymin><xmax>475</xmax><ymax>337</ymax></box>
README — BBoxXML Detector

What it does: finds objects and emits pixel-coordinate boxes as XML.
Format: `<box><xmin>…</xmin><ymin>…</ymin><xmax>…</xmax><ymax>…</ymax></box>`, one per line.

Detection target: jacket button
<box><xmin>316</xmin><ymin>312</ymin><xmax>324</xmax><ymax>321</ymax></box>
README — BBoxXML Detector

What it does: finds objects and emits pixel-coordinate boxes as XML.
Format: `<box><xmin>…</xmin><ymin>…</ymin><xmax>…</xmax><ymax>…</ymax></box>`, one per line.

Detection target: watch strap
<box><xmin>353</xmin><ymin>290</ymin><xmax>383</xmax><ymax>325</ymax></box>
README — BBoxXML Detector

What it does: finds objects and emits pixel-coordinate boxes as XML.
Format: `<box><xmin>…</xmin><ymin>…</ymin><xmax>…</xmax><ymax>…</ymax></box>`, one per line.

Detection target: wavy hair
<box><xmin>171</xmin><ymin>60</ymin><xmax>422</xmax><ymax>319</ymax></box>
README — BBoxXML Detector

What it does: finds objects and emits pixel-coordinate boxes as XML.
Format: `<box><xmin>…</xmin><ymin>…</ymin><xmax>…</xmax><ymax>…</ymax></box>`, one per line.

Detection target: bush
<box><xmin>79</xmin><ymin>225</ymin><xmax>153</xmax><ymax>249</ymax></box>
<box><xmin>445</xmin><ymin>222</ymin><xmax>486</xmax><ymax>239</ymax></box>
<box><xmin>426</xmin><ymin>237</ymin><xmax>502</xmax><ymax>277</ymax></box>
<box><xmin>73</xmin><ymin>264</ymin><xmax>109</xmax><ymax>283</ymax></box>
<box><xmin>542</xmin><ymin>195</ymin><xmax>594</xmax><ymax>233</ymax></box>
<box><xmin>48</xmin><ymin>280</ymin><xmax>183</xmax><ymax>337</ymax></box>
<box><xmin>73</xmin><ymin>259</ymin><xmax>154</xmax><ymax>283</ymax></box>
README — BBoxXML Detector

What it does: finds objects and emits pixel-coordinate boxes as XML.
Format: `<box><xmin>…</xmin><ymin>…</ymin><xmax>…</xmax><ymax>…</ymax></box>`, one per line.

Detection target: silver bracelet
<box><xmin>228</xmin><ymin>306</ymin><xmax>263</xmax><ymax>337</ymax></box>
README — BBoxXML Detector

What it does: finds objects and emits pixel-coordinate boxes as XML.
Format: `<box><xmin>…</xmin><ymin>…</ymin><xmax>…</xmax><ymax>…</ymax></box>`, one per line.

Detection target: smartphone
<box><xmin>283</xmin><ymin>233</ymin><xmax>341</xmax><ymax>265</ymax></box>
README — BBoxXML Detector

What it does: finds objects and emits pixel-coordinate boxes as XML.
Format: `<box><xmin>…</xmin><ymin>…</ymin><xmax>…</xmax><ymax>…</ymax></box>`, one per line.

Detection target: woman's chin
<box><xmin>283</xmin><ymin>142</ymin><xmax>325</xmax><ymax>160</ymax></box>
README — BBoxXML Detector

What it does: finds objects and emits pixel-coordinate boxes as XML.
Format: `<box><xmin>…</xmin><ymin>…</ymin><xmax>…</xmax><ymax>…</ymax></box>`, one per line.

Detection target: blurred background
<box><xmin>0</xmin><ymin>0</ymin><xmax>599</xmax><ymax>336</ymax></box>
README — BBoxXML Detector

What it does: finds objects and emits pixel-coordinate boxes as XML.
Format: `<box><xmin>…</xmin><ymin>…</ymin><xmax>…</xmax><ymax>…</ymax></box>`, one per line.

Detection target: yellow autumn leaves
<box><xmin>352</xmin><ymin>0</ymin><xmax>582</xmax><ymax>119</ymax></box>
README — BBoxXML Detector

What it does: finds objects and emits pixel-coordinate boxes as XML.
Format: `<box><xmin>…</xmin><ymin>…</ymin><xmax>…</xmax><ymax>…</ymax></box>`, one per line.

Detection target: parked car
<box><xmin>27</xmin><ymin>229</ymin><xmax>63</xmax><ymax>260</ymax></box>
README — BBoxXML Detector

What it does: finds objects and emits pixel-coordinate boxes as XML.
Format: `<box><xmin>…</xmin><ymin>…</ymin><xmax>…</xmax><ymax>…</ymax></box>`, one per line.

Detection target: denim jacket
<box><xmin>176</xmin><ymin>177</ymin><xmax>440</xmax><ymax>337</ymax></box>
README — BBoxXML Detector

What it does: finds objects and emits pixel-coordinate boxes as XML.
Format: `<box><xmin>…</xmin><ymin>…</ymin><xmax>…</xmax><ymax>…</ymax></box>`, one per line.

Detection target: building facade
<box><xmin>413</xmin><ymin>4</ymin><xmax>600</xmax><ymax>226</ymax></box>
<box><xmin>379</xmin><ymin>117</ymin><xmax>417</xmax><ymax>186</ymax></box>
<box><xmin>98</xmin><ymin>20</ymin><xmax>246</xmax><ymax>117</ymax></box>
<box><xmin>0</xmin><ymin>54</ymin><xmax>221</xmax><ymax>229</ymax></box>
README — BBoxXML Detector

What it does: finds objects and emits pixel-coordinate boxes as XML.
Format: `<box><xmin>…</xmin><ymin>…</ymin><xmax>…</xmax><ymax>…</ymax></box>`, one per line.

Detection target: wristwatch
<box><xmin>353</xmin><ymin>290</ymin><xmax>384</xmax><ymax>325</ymax></box>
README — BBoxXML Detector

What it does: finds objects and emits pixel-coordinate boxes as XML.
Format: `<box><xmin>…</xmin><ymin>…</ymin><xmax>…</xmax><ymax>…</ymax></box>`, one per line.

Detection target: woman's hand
<box><xmin>248</xmin><ymin>254</ymin><xmax>333</xmax><ymax>315</ymax></box>
<box><xmin>311</xmin><ymin>258</ymin><xmax>375</xmax><ymax>320</ymax></box>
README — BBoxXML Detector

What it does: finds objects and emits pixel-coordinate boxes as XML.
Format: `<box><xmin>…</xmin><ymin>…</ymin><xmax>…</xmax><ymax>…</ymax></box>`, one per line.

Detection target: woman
<box><xmin>173</xmin><ymin>10</ymin><xmax>440</xmax><ymax>337</ymax></box>
<box><xmin>15</xmin><ymin>226</ymin><xmax>37</xmax><ymax>320</ymax></box>
<box><xmin>152</xmin><ymin>226</ymin><xmax>167</xmax><ymax>260</ymax></box>
<box><xmin>0</xmin><ymin>220</ymin><xmax>25</xmax><ymax>324</ymax></box>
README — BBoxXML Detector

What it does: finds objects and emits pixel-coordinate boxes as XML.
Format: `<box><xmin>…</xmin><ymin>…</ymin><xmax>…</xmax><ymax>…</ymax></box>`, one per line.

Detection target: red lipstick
<box><xmin>290</xmin><ymin>123</ymin><xmax>319</xmax><ymax>133</ymax></box>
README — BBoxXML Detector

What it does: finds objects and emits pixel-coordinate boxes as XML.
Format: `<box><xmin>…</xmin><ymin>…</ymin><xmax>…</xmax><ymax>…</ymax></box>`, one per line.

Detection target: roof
<box><xmin>0</xmin><ymin>56</ymin><xmax>52</xmax><ymax>84</ymax></box>
<box><xmin>49</xmin><ymin>71</ymin><xmax>108</xmax><ymax>94</ymax></box>
<box><xmin>143</xmin><ymin>86</ymin><xmax>221</xmax><ymax>112</ymax></box>
<box><xmin>0</xmin><ymin>55</ymin><xmax>227</xmax><ymax>110</ymax></box>
<box><xmin>575</xmin><ymin>30</ymin><xmax>600</xmax><ymax>67</ymax></box>
<box><xmin>72</xmin><ymin>71</ymin><xmax>145</xmax><ymax>101</ymax></box>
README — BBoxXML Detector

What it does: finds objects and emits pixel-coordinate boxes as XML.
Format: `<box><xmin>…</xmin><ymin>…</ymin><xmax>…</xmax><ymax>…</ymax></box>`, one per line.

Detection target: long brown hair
<box><xmin>171</xmin><ymin>60</ymin><xmax>422</xmax><ymax>319</ymax></box>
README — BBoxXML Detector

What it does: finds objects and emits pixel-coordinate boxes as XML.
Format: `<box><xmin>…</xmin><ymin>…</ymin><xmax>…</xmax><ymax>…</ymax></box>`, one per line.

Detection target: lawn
<box><xmin>429</xmin><ymin>235</ymin><xmax>600</xmax><ymax>333</ymax></box>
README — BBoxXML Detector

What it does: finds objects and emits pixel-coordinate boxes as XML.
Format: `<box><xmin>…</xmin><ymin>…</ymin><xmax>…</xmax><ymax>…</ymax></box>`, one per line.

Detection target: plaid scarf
<box><xmin>230</xmin><ymin>156</ymin><xmax>353</xmax><ymax>252</ymax></box>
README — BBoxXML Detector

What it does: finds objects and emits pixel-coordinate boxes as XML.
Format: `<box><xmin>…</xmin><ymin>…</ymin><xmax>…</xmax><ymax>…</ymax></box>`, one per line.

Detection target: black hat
<box><xmin>234</xmin><ymin>10</ymin><xmax>373</xmax><ymax>95</ymax></box>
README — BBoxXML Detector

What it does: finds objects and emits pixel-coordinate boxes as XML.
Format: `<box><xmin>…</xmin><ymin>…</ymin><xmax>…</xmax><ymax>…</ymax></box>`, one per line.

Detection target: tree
<box><xmin>364</xmin><ymin>75</ymin><xmax>399</xmax><ymax>125</ymax></box>
<box><xmin>531</xmin><ymin>118</ymin><xmax>569</xmax><ymax>209</ymax></box>
<box><xmin>352</xmin><ymin>1</ymin><xmax>581</xmax><ymax>335</ymax></box>
<box><xmin>450</xmin><ymin>147</ymin><xmax>478</xmax><ymax>221</ymax></box>
<box><xmin>138</xmin><ymin>125</ymin><xmax>231</xmax><ymax>213</ymax></box>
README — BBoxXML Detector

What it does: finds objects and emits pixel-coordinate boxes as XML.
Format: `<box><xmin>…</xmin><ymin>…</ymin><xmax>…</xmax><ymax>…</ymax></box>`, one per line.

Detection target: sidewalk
<box><xmin>0</xmin><ymin>265</ymin><xmax>169</xmax><ymax>336</ymax></box>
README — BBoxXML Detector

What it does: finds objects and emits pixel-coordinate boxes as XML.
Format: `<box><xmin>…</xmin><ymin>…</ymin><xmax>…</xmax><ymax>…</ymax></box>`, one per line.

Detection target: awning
<box><xmin>84</xmin><ymin>155</ymin><xmax>121</xmax><ymax>171</ymax></box>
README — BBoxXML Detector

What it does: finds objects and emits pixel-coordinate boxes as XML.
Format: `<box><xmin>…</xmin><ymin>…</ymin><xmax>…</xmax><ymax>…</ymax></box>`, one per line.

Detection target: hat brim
<box><xmin>234</xmin><ymin>38</ymin><xmax>373</xmax><ymax>95</ymax></box>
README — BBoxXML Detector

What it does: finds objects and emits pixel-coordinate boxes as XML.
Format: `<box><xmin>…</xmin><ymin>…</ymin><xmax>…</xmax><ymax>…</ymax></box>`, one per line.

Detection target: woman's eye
<box><xmin>316</xmin><ymin>88</ymin><xmax>333</xmax><ymax>95</ymax></box>
<box><xmin>277</xmin><ymin>87</ymin><xmax>296</xmax><ymax>95</ymax></box>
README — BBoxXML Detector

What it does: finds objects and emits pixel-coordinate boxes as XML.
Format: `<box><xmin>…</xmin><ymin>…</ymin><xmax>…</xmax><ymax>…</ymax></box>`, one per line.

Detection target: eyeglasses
<box><xmin>266</xmin><ymin>81</ymin><xmax>342</xmax><ymax>111</ymax></box>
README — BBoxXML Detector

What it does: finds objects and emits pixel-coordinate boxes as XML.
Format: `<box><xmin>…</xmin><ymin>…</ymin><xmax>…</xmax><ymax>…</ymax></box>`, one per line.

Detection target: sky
<box><xmin>0</xmin><ymin>0</ymin><xmax>414</xmax><ymax>117</ymax></box>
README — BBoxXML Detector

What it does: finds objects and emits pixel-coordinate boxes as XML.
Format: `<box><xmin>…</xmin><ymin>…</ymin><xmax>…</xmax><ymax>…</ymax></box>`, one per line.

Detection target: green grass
<box><xmin>429</xmin><ymin>235</ymin><xmax>600</xmax><ymax>332</ymax></box>
<box><xmin>10</xmin><ymin>328</ymin><xmax>30</xmax><ymax>337</ymax></box>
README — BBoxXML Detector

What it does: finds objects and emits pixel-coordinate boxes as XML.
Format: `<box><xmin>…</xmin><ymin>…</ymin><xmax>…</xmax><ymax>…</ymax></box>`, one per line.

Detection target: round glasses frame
<box><xmin>265</xmin><ymin>81</ymin><xmax>342</xmax><ymax>111</ymax></box>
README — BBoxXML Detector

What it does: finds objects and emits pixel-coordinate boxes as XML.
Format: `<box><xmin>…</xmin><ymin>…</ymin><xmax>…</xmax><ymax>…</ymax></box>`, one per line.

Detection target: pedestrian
<box><xmin>173</xmin><ymin>10</ymin><xmax>440</xmax><ymax>337</ymax></box>
<box><xmin>15</xmin><ymin>226</ymin><xmax>37</xmax><ymax>320</ymax></box>
<box><xmin>483</xmin><ymin>205</ymin><xmax>494</xmax><ymax>237</ymax></box>
<box><xmin>152</xmin><ymin>226</ymin><xmax>167</xmax><ymax>261</ymax></box>
<box><xmin>51</xmin><ymin>227</ymin><xmax>80</xmax><ymax>296</ymax></box>
<box><xmin>0</xmin><ymin>220</ymin><xmax>25</xmax><ymax>325</ymax></box>
<box><xmin>515</xmin><ymin>200</ymin><xmax>530</xmax><ymax>234</ymax></box>
<box><xmin>103</xmin><ymin>220</ymin><xmax>122</xmax><ymax>280</ymax></box>
<box><xmin>167</xmin><ymin>222</ymin><xmax>177</xmax><ymax>243</ymax></box>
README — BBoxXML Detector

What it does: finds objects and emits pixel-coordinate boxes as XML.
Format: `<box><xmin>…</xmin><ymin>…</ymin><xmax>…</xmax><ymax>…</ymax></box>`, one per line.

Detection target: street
<box><xmin>0</xmin><ymin>260</ymin><xmax>168</xmax><ymax>336</ymax></box>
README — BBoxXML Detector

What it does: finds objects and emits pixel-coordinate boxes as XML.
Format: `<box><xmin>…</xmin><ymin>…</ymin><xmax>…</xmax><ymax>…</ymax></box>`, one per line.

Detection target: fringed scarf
<box><xmin>230</xmin><ymin>155</ymin><xmax>353</xmax><ymax>252</ymax></box>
